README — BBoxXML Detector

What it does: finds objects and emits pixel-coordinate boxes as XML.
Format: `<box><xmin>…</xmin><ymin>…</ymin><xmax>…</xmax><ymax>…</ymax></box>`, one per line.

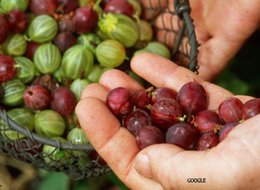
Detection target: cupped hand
<box><xmin>76</xmin><ymin>53</ymin><xmax>260</xmax><ymax>190</ymax></box>
<box><xmin>141</xmin><ymin>0</ymin><xmax>260</xmax><ymax>80</ymax></box>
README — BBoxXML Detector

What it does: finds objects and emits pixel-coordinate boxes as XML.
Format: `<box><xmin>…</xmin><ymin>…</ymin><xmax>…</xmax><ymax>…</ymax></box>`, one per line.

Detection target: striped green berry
<box><xmin>34</xmin><ymin>43</ymin><xmax>61</xmax><ymax>74</ymax></box>
<box><xmin>96</xmin><ymin>39</ymin><xmax>126</xmax><ymax>68</ymax></box>
<box><xmin>61</xmin><ymin>45</ymin><xmax>94</xmax><ymax>80</ymax></box>
<box><xmin>28</xmin><ymin>15</ymin><xmax>58</xmax><ymax>43</ymax></box>
<box><xmin>1</xmin><ymin>79</ymin><xmax>26</xmax><ymax>106</ymax></box>
<box><xmin>1</xmin><ymin>0</ymin><xmax>29</xmax><ymax>12</ymax></box>
<box><xmin>14</xmin><ymin>56</ymin><xmax>35</xmax><ymax>83</ymax></box>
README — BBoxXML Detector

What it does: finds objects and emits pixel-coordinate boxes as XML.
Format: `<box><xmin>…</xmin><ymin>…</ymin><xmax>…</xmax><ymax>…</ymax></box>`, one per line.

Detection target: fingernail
<box><xmin>135</xmin><ymin>154</ymin><xmax>152</xmax><ymax>178</ymax></box>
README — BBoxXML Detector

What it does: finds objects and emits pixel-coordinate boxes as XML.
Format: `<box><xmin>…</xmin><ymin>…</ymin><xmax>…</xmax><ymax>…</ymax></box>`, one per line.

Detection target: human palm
<box><xmin>141</xmin><ymin>0</ymin><xmax>260</xmax><ymax>80</ymax></box>
<box><xmin>76</xmin><ymin>53</ymin><xmax>260</xmax><ymax>190</ymax></box>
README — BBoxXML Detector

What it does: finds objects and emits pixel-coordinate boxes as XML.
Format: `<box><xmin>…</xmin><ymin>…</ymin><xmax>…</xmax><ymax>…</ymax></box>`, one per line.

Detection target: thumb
<box><xmin>134</xmin><ymin>144</ymin><xmax>188</xmax><ymax>190</ymax></box>
<box><xmin>134</xmin><ymin>144</ymin><xmax>236</xmax><ymax>190</ymax></box>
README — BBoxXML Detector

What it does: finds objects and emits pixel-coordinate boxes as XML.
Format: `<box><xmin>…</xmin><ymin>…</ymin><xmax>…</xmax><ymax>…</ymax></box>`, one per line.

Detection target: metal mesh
<box><xmin>0</xmin><ymin>0</ymin><xmax>199</xmax><ymax>180</ymax></box>
<box><xmin>144</xmin><ymin>0</ymin><xmax>199</xmax><ymax>72</ymax></box>
<box><xmin>0</xmin><ymin>109</ymin><xmax>110</xmax><ymax>180</ymax></box>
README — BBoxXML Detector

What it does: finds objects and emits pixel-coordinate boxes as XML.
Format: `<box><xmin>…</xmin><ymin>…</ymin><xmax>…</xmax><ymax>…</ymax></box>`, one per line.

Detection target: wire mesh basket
<box><xmin>0</xmin><ymin>0</ymin><xmax>199</xmax><ymax>180</ymax></box>
<box><xmin>144</xmin><ymin>0</ymin><xmax>199</xmax><ymax>72</ymax></box>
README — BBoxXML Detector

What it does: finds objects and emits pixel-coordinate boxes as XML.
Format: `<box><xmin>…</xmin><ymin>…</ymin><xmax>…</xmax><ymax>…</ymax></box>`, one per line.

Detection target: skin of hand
<box><xmin>141</xmin><ymin>0</ymin><xmax>260</xmax><ymax>80</ymax></box>
<box><xmin>76</xmin><ymin>53</ymin><xmax>260</xmax><ymax>190</ymax></box>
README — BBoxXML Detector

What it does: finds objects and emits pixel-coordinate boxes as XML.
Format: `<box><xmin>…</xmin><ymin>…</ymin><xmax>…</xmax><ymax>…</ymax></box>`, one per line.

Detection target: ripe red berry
<box><xmin>177</xmin><ymin>81</ymin><xmax>207</xmax><ymax>115</ymax></box>
<box><xmin>51</xmin><ymin>87</ymin><xmax>77</xmax><ymax>116</ymax></box>
<box><xmin>151</xmin><ymin>98</ymin><xmax>184</xmax><ymax>128</ymax></box>
<box><xmin>57</xmin><ymin>0</ymin><xmax>79</xmax><ymax>14</ymax></box>
<box><xmin>24</xmin><ymin>41</ymin><xmax>40</xmax><ymax>60</ymax></box>
<box><xmin>151</xmin><ymin>87</ymin><xmax>177</xmax><ymax>103</ymax></box>
<box><xmin>196</xmin><ymin>132</ymin><xmax>219</xmax><ymax>151</ymax></box>
<box><xmin>218</xmin><ymin>97</ymin><xmax>243</xmax><ymax>123</ymax></box>
<box><xmin>104</xmin><ymin>0</ymin><xmax>134</xmax><ymax>17</ymax></box>
<box><xmin>23</xmin><ymin>85</ymin><xmax>50</xmax><ymax>110</ymax></box>
<box><xmin>130</xmin><ymin>89</ymin><xmax>150</xmax><ymax>110</ymax></box>
<box><xmin>123</xmin><ymin>108</ymin><xmax>151</xmax><ymax>136</ymax></box>
<box><xmin>194</xmin><ymin>110</ymin><xmax>221</xmax><ymax>133</ymax></box>
<box><xmin>72</xmin><ymin>6</ymin><xmax>98</xmax><ymax>33</ymax></box>
<box><xmin>136</xmin><ymin>125</ymin><xmax>165</xmax><ymax>149</ymax></box>
<box><xmin>53</xmin><ymin>31</ymin><xmax>77</xmax><ymax>54</ymax></box>
<box><xmin>166</xmin><ymin>123</ymin><xmax>200</xmax><ymax>150</ymax></box>
<box><xmin>32</xmin><ymin>74</ymin><xmax>58</xmax><ymax>92</ymax></box>
<box><xmin>106</xmin><ymin>87</ymin><xmax>133</xmax><ymax>116</ymax></box>
<box><xmin>7</xmin><ymin>10</ymin><xmax>29</xmax><ymax>33</ymax></box>
<box><xmin>0</xmin><ymin>55</ymin><xmax>17</xmax><ymax>82</ymax></box>
<box><xmin>242</xmin><ymin>98</ymin><xmax>260</xmax><ymax>120</ymax></box>
<box><xmin>0</xmin><ymin>14</ymin><xmax>9</xmax><ymax>44</ymax></box>
<box><xmin>30</xmin><ymin>0</ymin><xmax>58</xmax><ymax>15</ymax></box>
<box><xmin>219</xmin><ymin>122</ymin><xmax>238</xmax><ymax>142</ymax></box>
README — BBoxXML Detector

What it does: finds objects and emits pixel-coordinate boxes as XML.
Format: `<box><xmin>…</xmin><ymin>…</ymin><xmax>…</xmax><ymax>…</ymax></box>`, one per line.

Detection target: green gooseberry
<box><xmin>14</xmin><ymin>56</ymin><xmax>35</xmax><ymax>83</ymax></box>
<box><xmin>70</xmin><ymin>79</ymin><xmax>90</xmax><ymax>101</ymax></box>
<box><xmin>96</xmin><ymin>39</ymin><xmax>126</xmax><ymax>68</ymax></box>
<box><xmin>77</xmin><ymin>33</ymin><xmax>102</xmax><ymax>55</ymax></box>
<box><xmin>28</xmin><ymin>15</ymin><xmax>58</xmax><ymax>43</ymax></box>
<box><xmin>34</xmin><ymin>110</ymin><xmax>66</xmax><ymax>138</ymax></box>
<box><xmin>128</xmin><ymin>0</ymin><xmax>142</xmax><ymax>17</ymax></box>
<box><xmin>98</xmin><ymin>13</ymin><xmax>139</xmax><ymax>48</ymax></box>
<box><xmin>1</xmin><ymin>0</ymin><xmax>29</xmax><ymax>12</ymax></box>
<box><xmin>53</xmin><ymin>66</ymin><xmax>66</xmax><ymax>83</ymax></box>
<box><xmin>0</xmin><ymin>108</ymin><xmax>34</xmax><ymax>140</ymax></box>
<box><xmin>133</xmin><ymin>49</ymin><xmax>151</xmax><ymax>57</ymax></box>
<box><xmin>43</xmin><ymin>137</ymin><xmax>71</xmax><ymax>166</ymax></box>
<box><xmin>61</xmin><ymin>45</ymin><xmax>94</xmax><ymax>80</ymax></box>
<box><xmin>67</xmin><ymin>127</ymin><xmax>89</xmax><ymax>156</ymax></box>
<box><xmin>135</xmin><ymin>20</ymin><xmax>153</xmax><ymax>49</ymax></box>
<box><xmin>1</xmin><ymin>79</ymin><xmax>26</xmax><ymax>106</ymax></box>
<box><xmin>3</xmin><ymin>34</ymin><xmax>27</xmax><ymax>56</ymax></box>
<box><xmin>86</xmin><ymin>64</ymin><xmax>103</xmax><ymax>83</ymax></box>
<box><xmin>127</xmin><ymin>70</ymin><xmax>145</xmax><ymax>86</ymax></box>
<box><xmin>33</xmin><ymin>43</ymin><xmax>61</xmax><ymax>74</ymax></box>
<box><xmin>144</xmin><ymin>41</ymin><xmax>171</xmax><ymax>59</ymax></box>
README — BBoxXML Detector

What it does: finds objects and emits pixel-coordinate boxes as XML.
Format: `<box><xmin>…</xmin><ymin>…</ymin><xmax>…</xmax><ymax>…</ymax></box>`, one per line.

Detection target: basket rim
<box><xmin>0</xmin><ymin>109</ymin><xmax>94</xmax><ymax>151</ymax></box>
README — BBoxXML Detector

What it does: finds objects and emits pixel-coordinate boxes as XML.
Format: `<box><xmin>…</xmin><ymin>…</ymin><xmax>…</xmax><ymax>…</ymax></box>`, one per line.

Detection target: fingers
<box><xmin>196</xmin><ymin>37</ymin><xmax>240</xmax><ymax>80</ymax></box>
<box><xmin>154</xmin><ymin>14</ymin><xmax>184</xmax><ymax>51</ymax></box>
<box><xmin>76</xmin><ymin>98</ymin><xmax>139</xmax><ymax>175</ymax></box>
<box><xmin>81</xmin><ymin>69</ymin><xmax>143</xmax><ymax>102</ymax></box>
<box><xmin>141</xmin><ymin>0</ymin><xmax>168</xmax><ymax>9</ymax></box>
<box><xmin>81</xmin><ymin>83</ymin><xmax>109</xmax><ymax>101</ymax></box>
<box><xmin>78</xmin><ymin>69</ymin><xmax>144</xmax><ymax>175</ymax></box>
<box><xmin>131</xmin><ymin>53</ymin><xmax>233</xmax><ymax>111</ymax></box>
<box><xmin>76</xmin><ymin>97</ymin><xmax>164</xmax><ymax>190</ymax></box>
<box><xmin>134</xmin><ymin>145</ymin><xmax>204</xmax><ymax>190</ymax></box>
<box><xmin>78</xmin><ymin>69</ymin><xmax>165</xmax><ymax>189</ymax></box>
<box><xmin>99</xmin><ymin>69</ymin><xmax>144</xmax><ymax>91</ymax></box>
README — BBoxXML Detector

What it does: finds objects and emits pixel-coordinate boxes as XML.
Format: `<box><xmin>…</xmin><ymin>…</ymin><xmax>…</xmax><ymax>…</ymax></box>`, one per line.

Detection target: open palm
<box><xmin>76</xmin><ymin>53</ymin><xmax>260</xmax><ymax>190</ymax></box>
<box><xmin>141</xmin><ymin>0</ymin><xmax>260</xmax><ymax>80</ymax></box>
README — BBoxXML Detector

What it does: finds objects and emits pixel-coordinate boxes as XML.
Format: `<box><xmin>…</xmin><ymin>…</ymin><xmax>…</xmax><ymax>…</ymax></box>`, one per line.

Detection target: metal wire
<box><xmin>174</xmin><ymin>0</ymin><xmax>199</xmax><ymax>72</ymax></box>
<box><xmin>150</xmin><ymin>0</ymin><xmax>199</xmax><ymax>72</ymax></box>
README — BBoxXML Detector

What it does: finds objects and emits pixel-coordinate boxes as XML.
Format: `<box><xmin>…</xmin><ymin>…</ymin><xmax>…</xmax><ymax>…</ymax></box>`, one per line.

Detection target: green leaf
<box><xmin>106</xmin><ymin>173</ymin><xmax>129</xmax><ymax>190</ymax></box>
<box><xmin>37</xmin><ymin>172</ymin><xmax>70</xmax><ymax>190</ymax></box>
<box><xmin>214</xmin><ymin>69</ymin><xmax>251</xmax><ymax>95</ymax></box>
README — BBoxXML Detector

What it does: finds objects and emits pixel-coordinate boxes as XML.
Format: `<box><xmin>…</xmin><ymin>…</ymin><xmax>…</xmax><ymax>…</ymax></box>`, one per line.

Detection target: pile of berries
<box><xmin>106</xmin><ymin>81</ymin><xmax>260</xmax><ymax>150</ymax></box>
